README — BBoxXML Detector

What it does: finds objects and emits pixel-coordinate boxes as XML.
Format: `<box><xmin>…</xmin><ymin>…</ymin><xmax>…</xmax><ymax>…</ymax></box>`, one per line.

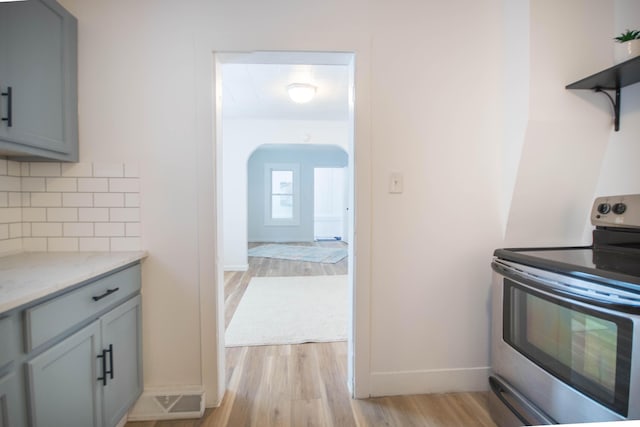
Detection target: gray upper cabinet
<box><xmin>0</xmin><ymin>0</ymin><xmax>78</xmax><ymax>161</ymax></box>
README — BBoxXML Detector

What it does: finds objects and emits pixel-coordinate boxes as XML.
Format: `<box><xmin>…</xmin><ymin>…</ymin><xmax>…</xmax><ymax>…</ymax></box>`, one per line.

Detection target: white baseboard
<box><xmin>369</xmin><ymin>366</ymin><xmax>490</xmax><ymax>397</ymax></box>
<box><xmin>224</xmin><ymin>264</ymin><xmax>248</xmax><ymax>271</ymax></box>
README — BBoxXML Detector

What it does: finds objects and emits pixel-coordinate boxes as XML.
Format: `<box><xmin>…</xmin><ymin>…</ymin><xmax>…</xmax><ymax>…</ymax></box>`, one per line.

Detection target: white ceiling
<box><xmin>221</xmin><ymin>61</ymin><xmax>351</xmax><ymax>121</ymax></box>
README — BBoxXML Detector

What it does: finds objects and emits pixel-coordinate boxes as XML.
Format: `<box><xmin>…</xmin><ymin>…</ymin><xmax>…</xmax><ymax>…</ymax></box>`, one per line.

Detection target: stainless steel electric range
<box><xmin>490</xmin><ymin>194</ymin><xmax>640</xmax><ymax>426</ymax></box>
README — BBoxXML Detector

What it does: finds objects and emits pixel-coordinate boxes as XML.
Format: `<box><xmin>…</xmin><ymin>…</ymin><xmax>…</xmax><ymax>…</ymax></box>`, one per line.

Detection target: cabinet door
<box><xmin>27</xmin><ymin>321</ymin><xmax>102</xmax><ymax>427</ymax></box>
<box><xmin>0</xmin><ymin>314</ymin><xmax>17</xmax><ymax>371</ymax></box>
<box><xmin>0</xmin><ymin>0</ymin><xmax>77</xmax><ymax>161</ymax></box>
<box><xmin>0</xmin><ymin>372</ymin><xmax>25</xmax><ymax>427</ymax></box>
<box><xmin>101</xmin><ymin>296</ymin><xmax>142</xmax><ymax>427</ymax></box>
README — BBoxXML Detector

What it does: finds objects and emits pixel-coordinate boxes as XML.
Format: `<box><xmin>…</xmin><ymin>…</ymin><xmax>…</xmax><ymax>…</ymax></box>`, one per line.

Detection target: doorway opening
<box><xmin>314</xmin><ymin>167</ymin><xmax>347</xmax><ymax>242</ymax></box>
<box><xmin>215</xmin><ymin>51</ymin><xmax>356</xmax><ymax>399</ymax></box>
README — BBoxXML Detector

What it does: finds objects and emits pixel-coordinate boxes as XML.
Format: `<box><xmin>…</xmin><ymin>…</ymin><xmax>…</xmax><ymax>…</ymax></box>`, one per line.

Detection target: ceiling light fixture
<box><xmin>287</xmin><ymin>83</ymin><xmax>316</xmax><ymax>103</ymax></box>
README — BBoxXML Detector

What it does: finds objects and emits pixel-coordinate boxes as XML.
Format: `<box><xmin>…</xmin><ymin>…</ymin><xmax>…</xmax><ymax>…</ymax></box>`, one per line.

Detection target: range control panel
<box><xmin>591</xmin><ymin>194</ymin><xmax>640</xmax><ymax>229</ymax></box>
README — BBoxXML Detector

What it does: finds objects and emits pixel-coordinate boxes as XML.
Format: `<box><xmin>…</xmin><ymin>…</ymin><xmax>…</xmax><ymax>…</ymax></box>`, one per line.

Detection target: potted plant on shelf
<box><xmin>614</xmin><ymin>29</ymin><xmax>640</xmax><ymax>63</ymax></box>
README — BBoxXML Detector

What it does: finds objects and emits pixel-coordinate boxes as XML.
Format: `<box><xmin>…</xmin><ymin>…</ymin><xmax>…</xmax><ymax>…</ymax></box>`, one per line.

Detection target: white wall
<box><xmin>501</xmin><ymin>0</ymin><xmax>529</xmax><ymax>232</ymax></box>
<box><xmin>592</xmin><ymin>0</ymin><xmax>640</xmax><ymax>214</ymax></box>
<box><xmin>505</xmin><ymin>0</ymin><xmax>615</xmax><ymax>247</ymax></box>
<box><xmin>222</xmin><ymin>119</ymin><xmax>349</xmax><ymax>270</ymax></box>
<box><xmin>55</xmin><ymin>0</ymin><xmax>636</xmax><ymax>407</ymax></box>
<box><xmin>367</xmin><ymin>0</ymin><xmax>503</xmax><ymax>393</ymax></box>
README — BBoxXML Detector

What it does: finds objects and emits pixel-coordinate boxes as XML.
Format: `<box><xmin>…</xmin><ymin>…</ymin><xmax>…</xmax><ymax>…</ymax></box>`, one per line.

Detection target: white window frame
<box><xmin>264</xmin><ymin>163</ymin><xmax>300</xmax><ymax>226</ymax></box>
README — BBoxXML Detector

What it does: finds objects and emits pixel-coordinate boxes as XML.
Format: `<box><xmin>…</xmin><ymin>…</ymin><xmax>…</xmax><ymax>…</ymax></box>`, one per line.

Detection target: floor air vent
<box><xmin>127</xmin><ymin>389</ymin><xmax>205</xmax><ymax>421</ymax></box>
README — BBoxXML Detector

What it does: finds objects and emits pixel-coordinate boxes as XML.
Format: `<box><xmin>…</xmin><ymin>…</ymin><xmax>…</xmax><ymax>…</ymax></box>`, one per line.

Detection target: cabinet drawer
<box><xmin>25</xmin><ymin>263</ymin><xmax>141</xmax><ymax>352</ymax></box>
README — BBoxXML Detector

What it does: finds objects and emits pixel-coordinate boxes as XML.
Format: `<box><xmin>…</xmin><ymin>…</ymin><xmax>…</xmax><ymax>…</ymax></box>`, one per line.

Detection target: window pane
<box><xmin>272</xmin><ymin>195</ymin><xmax>293</xmax><ymax>219</ymax></box>
<box><xmin>272</xmin><ymin>170</ymin><xmax>293</xmax><ymax>195</ymax></box>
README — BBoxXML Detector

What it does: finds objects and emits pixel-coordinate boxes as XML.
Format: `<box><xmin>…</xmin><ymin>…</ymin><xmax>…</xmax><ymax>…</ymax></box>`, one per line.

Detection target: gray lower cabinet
<box><xmin>101</xmin><ymin>297</ymin><xmax>143</xmax><ymax>427</ymax></box>
<box><xmin>0</xmin><ymin>372</ymin><xmax>25</xmax><ymax>427</ymax></box>
<box><xmin>0</xmin><ymin>0</ymin><xmax>78</xmax><ymax>161</ymax></box>
<box><xmin>26</xmin><ymin>296</ymin><xmax>142</xmax><ymax>427</ymax></box>
<box><xmin>27</xmin><ymin>322</ymin><xmax>102</xmax><ymax>427</ymax></box>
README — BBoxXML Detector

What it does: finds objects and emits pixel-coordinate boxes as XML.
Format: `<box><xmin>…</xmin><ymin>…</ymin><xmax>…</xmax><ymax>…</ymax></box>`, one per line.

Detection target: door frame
<box><xmin>198</xmin><ymin>49</ymin><xmax>373</xmax><ymax>405</ymax></box>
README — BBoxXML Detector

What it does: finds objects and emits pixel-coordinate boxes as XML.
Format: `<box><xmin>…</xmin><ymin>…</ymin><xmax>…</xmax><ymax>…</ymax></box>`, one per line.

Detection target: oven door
<box><xmin>491</xmin><ymin>260</ymin><xmax>640</xmax><ymax>425</ymax></box>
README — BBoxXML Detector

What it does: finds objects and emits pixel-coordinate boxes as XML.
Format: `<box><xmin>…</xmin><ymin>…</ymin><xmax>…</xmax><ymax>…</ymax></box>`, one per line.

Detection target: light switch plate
<box><xmin>389</xmin><ymin>172</ymin><xmax>403</xmax><ymax>194</ymax></box>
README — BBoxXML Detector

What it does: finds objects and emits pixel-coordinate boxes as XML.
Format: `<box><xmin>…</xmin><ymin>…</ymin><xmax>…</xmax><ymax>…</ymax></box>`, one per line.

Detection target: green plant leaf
<box><xmin>615</xmin><ymin>29</ymin><xmax>640</xmax><ymax>42</ymax></box>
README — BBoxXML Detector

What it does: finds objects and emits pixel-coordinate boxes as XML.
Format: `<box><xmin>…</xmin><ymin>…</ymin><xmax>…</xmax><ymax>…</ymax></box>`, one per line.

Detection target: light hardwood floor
<box><xmin>127</xmin><ymin>242</ymin><xmax>497</xmax><ymax>427</ymax></box>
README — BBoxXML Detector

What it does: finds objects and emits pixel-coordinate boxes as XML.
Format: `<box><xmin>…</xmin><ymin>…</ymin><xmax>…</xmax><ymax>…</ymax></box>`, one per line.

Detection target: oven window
<box><xmin>503</xmin><ymin>279</ymin><xmax>632</xmax><ymax>416</ymax></box>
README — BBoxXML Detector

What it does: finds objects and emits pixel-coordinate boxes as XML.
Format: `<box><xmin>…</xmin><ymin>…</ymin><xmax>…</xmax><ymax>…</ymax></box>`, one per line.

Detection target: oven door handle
<box><xmin>493</xmin><ymin>261</ymin><xmax>640</xmax><ymax>315</ymax></box>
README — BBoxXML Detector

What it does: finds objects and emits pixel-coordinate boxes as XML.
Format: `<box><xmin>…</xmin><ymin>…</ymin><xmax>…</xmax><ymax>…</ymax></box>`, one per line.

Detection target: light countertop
<box><xmin>0</xmin><ymin>251</ymin><xmax>147</xmax><ymax>314</ymax></box>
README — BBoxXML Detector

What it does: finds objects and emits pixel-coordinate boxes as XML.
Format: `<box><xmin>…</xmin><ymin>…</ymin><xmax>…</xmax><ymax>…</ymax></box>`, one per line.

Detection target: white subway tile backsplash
<box><xmin>47</xmin><ymin>208</ymin><xmax>78</xmax><ymax>222</ymax></box>
<box><xmin>109</xmin><ymin>178</ymin><xmax>139</xmax><ymax>193</ymax></box>
<box><xmin>0</xmin><ymin>208</ymin><xmax>21</xmax><ymax>224</ymax></box>
<box><xmin>79</xmin><ymin>237</ymin><xmax>110</xmax><ymax>252</ymax></box>
<box><xmin>22</xmin><ymin>208</ymin><xmax>46</xmax><ymax>222</ymax></box>
<box><xmin>31</xmin><ymin>192</ymin><xmax>62</xmax><ymax>207</ymax></box>
<box><xmin>110</xmin><ymin>237</ymin><xmax>140</xmax><ymax>251</ymax></box>
<box><xmin>0</xmin><ymin>238</ymin><xmax>22</xmax><ymax>255</ymax></box>
<box><xmin>125</xmin><ymin>222</ymin><xmax>140</xmax><ymax>237</ymax></box>
<box><xmin>124</xmin><ymin>193</ymin><xmax>140</xmax><ymax>208</ymax></box>
<box><xmin>95</xmin><ymin>222</ymin><xmax>124</xmax><ymax>237</ymax></box>
<box><xmin>8</xmin><ymin>193</ymin><xmax>21</xmax><ymax>207</ymax></box>
<box><xmin>0</xmin><ymin>160</ymin><xmax>141</xmax><ymax>255</ymax></box>
<box><xmin>61</xmin><ymin>162</ymin><xmax>92</xmax><ymax>178</ymax></box>
<box><xmin>93</xmin><ymin>163</ymin><xmax>124</xmax><ymax>178</ymax></box>
<box><xmin>29</xmin><ymin>162</ymin><xmax>61</xmax><ymax>177</ymax></box>
<box><xmin>63</xmin><ymin>222</ymin><xmax>94</xmax><ymax>237</ymax></box>
<box><xmin>32</xmin><ymin>223</ymin><xmax>63</xmax><ymax>237</ymax></box>
<box><xmin>78</xmin><ymin>178</ymin><xmax>108</xmax><ymax>193</ymax></box>
<box><xmin>62</xmin><ymin>193</ymin><xmax>93</xmax><ymax>207</ymax></box>
<box><xmin>46</xmin><ymin>177</ymin><xmax>78</xmax><ymax>192</ymax></box>
<box><xmin>9</xmin><ymin>223</ymin><xmax>22</xmax><ymax>238</ymax></box>
<box><xmin>94</xmin><ymin>193</ymin><xmax>124</xmax><ymax>208</ymax></box>
<box><xmin>21</xmin><ymin>177</ymin><xmax>46</xmax><ymax>192</ymax></box>
<box><xmin>48</xmin><ymin>237</ymin><xmax>79</xmax><ymax>252</ymax></box>
<box><xmin>8</xmin><ymin>161</ymin><xmax>21</xmax><ymax>177</ymax></box>
<box><xmin>23</xmin><ymin>238</ymin><xmax>47</xmax><ymax>252</ymax></box>
<box><xmin>0</xmin><ymin>176</ymin><xmax>21</xmax><ymax>192</ymax></box>
<box><xmin>110</xmin><ymin>208</ymin><xmax>139</xmax><ymax>222</ymax></box>
<box><xmin>78</xmin><ymin>208</ymin><xmax>109</xmax><ymax>222</ymax></box>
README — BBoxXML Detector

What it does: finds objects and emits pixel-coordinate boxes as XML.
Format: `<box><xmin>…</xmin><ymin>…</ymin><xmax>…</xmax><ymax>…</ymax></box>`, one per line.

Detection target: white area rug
<box><xmin>225</xmin><ymin>275</ymin><xmax>348</xmax><ymax>347</ymax></box>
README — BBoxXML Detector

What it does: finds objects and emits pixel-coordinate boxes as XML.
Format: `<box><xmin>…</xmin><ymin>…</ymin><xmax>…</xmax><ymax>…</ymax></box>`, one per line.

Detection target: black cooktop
<box><xmin>495</xmin><ymin>195</ymin><xmax>640</xmax><ymax>289</ymax></box>
<box><xmin>494</xmin><ymin>245</ymin><xmax>640</xmax><ymax>289</ymax></box>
